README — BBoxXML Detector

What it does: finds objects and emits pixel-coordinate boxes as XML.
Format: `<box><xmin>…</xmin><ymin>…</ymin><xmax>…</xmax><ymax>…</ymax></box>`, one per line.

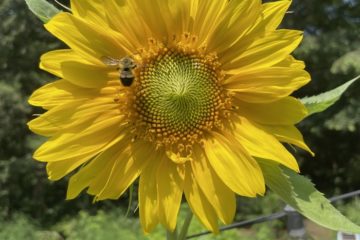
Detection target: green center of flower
<box><xmin>135</xmin><ymin>49</ymin><xmax>221</xmax><ymax>135</ymax></box>
<box><xmin>129</xmin><ymin>45</ymin><xmax>230</xmax><ymax>161</ymax></box>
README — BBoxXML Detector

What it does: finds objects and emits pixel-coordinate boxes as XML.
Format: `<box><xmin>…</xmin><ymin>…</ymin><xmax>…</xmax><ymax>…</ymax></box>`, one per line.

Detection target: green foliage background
<box><xmin>0</xmin><ymin>0</ymin><xmax>359</xmax><ymax>238</ymax></box>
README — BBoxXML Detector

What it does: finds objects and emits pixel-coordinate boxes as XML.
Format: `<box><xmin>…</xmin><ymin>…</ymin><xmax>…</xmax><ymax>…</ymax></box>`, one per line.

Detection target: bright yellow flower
<box><xmin>28</xmin><ymin>0</ymin><xmax>312</xmax><ymax>233</ymax></box>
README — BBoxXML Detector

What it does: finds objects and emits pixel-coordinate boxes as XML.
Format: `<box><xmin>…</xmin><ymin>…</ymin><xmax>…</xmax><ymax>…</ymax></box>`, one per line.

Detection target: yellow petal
<box><xmin>70</xmin><ymin>0</ymin><xmax>108</xmax><ymax>26</ymax></box>
<box><xmin>86</xmin><ymin>153</ymin><xmax>129</xmax><ymax>196</ymax></box>
<box><xmin>45</xmin><ymin>13</ymin><xmax>133</xmax><ymax>65</ymax></box>
<box><xmin>232</xmin><ymin>116</ymin><xmax>299</xmax><ymax>172</ymax></box>
<box><xmin>225</xmin><ymin>67</ymin><xmax>310</xmax><ymax>103</ymax></box>
<box><xmin>190</xmin><ymin>0</ymin><xmax>228</xmax><ymax>46</ymax></box>
<box><xmin>231</xmin><ymin>0</ymin><xmax>291</xmax><ymax>45</ymax></box>
<box><xmin>184</xmin><ymin>163</ymin><xmax>219</xmax><ymax>233</ymax></box>
<box><xmin>139</xmin><ymin>153</ymin><xmax>162</xmax><ymax>233</ymax></box>
<box><xmin>259</xmin><ymin>125</ymin><xmax>314</xmax><ymax>156</ymax></box>
<box><xmin>45</xmin><ymin>125</ymin><xmax>129</xmax><ymax>181</ymax></box>
<box><xmin>104</xmin><ymin>0</ymin><xmax>150</xmax><ymax>48</ymax></box>
<box><xmin>129</xmin><ymin>0</ymin><xmax>177</xmax><ymax>43</ymax></box>
<box><xmin>28</xmin><ymin>80</ymin><xmax>97</xmax><ymax>109</ymax></box>
<box><xmin>204</xmin><ymin>132</ymin><xmax>265</xmax><ymax>197</ymax></box>
<box><xmin>275</xmin><ymin>55</ymin><xmax>305</xmax><ymax>69</ymax></box>
<box><xmin>219</xmin><ymin>0</ymin><xmax>291</xmax><ymax>62</ymax></box>
<box><xmin>40</xmin><ymin>49</ymin><xmax>92</xmax><ymax>77</ymax></box>
<box><xmin>66</xmin><ymin>140</ymin><xmax>123</xmax><ymax>199</ymax></box>
<box><xmin>92</xmin><ymin>154</ymin><xmax>131</xmax><ymax>200</ymax></box>
<box><xmin>157</xmin><ymin>157</ymin><xmax>185</xmax><ymax>231</ymax></box>
<box><xmin>168</xmin><ymin>0</ymin><xmax>195</xmax><ymax>35</ymax></box>
<box><xmin>222</xmin><ymin>30</ymin><xmax>303</xmax><ymax>74</ymax></box>
<box><xmin>95</xmin><ymin>141</ymin><xmax>157</xmax><ymax>200</ymax></box>
<box><xmin>191</xmin><ymin>146</ymin><xmax>236</xmax><ymax>224</ymax></box>
<box><xmin>33</xmin><ymin>115</ymin><xmax>125</xmax><ymax>162</ymax></box>
<box><xmin>40</xmin><ymin>50</ymin><xmax>119</xmax><ymax>88</ymax></box>
<box><xmin>86</xmin><ymin>148</ymin><xmax>128</xmax><ymax>196</ymax></box>
<box><xmin>208</xmin><ymin>0</ymin><xmax>261</xmax><ymax>53</ymax></box>
<box><xmin>259</xmin><ymin>0</ymin><xmax>291</xmax><ymax>32</ymax></box>
<box><xmin>234</xmin><ymin>97</ymin><xmax>308</xmax><ymax>125</ymax></box>
<box><xmin>28</xmin><ymin>97</ymin><xmax>119</xmax><ymax>137</ymax></box>
<box><xmin>61</xmin><ymin>61</ymin><xmax>118</xmax><ymax>88</ymax></box>
<box><xmin>28</xmin><ymin>100</ymin><xmax>83</xmax><ymax>137</ymax></box>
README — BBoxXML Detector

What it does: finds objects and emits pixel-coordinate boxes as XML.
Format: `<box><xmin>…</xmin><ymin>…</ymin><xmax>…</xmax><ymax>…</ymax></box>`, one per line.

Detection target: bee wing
<box><xmin>120</xmin><ymin>71</ymin><xmax>133</xmax><ymax>78</ymax></box>
<box><xmin>100</xmin><ymin>56</ymin><xmax>120</xmax><ymax>67</ymax></box>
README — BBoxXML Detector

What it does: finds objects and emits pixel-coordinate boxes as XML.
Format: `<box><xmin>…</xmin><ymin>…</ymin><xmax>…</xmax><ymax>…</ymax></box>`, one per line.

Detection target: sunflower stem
<box><xmin>178</xmin><ymin>210</ymin><xmax>193</xmax><ymax>240</ymax></box>
<box><xmin>166</xmin><ymin>228</ymin><xmax>178</xmax><ymax>240</ymax></box>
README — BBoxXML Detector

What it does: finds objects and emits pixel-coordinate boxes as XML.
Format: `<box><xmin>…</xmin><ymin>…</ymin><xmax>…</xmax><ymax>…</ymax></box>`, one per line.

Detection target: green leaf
<box><xmin>257</xmin><ymin>158</ymin><xmax>360</xmax><ymax>234</ymax></box>
<box><xmin>300</xmin><ymin>75</ymin><xmax>360</xmax><ymax>116</ymax></box>
<box><xmin>25</xmin><ymin>0</ymin><xmax>61</xmax><ymax>23</ymax></box>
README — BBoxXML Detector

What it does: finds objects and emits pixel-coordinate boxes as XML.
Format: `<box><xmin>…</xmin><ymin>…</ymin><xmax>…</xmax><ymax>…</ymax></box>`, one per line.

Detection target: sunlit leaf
<box><xmin>25</xmin><ymin>0</ymin><xmax>60</xmax><ymax>23</ymax></box>
<box><xmin>301</xmin><ymin>76</ymin><xmax>360</xmax><ymax>117</ymax></box>
<box><xmin>258</xmin><ymin>158</ymin><xmax>360</xmax><ymax>234</ymax></box>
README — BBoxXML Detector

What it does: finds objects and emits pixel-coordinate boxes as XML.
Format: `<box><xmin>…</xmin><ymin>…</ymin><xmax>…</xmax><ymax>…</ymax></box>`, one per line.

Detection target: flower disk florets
<box><xmin>130</xmin><ymin>44</ymin><xmax>230</xmax><ymax>160</ymax></box>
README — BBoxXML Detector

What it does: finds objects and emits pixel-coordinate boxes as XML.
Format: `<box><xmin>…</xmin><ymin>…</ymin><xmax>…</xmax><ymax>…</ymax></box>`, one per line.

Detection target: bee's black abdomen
<box><xmin>120</xmin><ymin>77</ymin><xmax>134</xmax><ymax>86</ymax></box>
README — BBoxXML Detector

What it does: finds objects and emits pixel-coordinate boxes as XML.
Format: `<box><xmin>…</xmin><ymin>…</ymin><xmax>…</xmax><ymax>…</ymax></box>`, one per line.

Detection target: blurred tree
<box><xmin>0</xmin><ymin>83</ymin><xmax>30</xmax><ymax>158</ymax></box>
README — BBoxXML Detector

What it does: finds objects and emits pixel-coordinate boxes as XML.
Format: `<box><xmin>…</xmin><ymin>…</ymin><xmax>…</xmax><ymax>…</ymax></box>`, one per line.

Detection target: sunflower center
<box><xmin>136</xmin><ymin>49</ymin><xmax>221</xmax><ymax>132</ymax></box>
<box><xmin>129</xmin><ymin>42</ymin><xmax>230</xmax><ymax>162</ymax></box>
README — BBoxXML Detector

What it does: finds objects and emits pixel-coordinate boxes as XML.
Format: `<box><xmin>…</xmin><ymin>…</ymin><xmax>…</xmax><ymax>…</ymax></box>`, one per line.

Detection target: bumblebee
<box><xmin>101</xmin><ymin>56</ymin><xmax>136</xmax><ymax>86</ymax></box>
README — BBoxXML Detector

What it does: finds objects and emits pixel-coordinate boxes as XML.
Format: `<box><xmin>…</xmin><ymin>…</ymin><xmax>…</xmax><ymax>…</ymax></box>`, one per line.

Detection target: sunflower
<box><xmin>28</xmin><ymin>0</ymin><xmax>312</xmax><ymax>233</ymax></box>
